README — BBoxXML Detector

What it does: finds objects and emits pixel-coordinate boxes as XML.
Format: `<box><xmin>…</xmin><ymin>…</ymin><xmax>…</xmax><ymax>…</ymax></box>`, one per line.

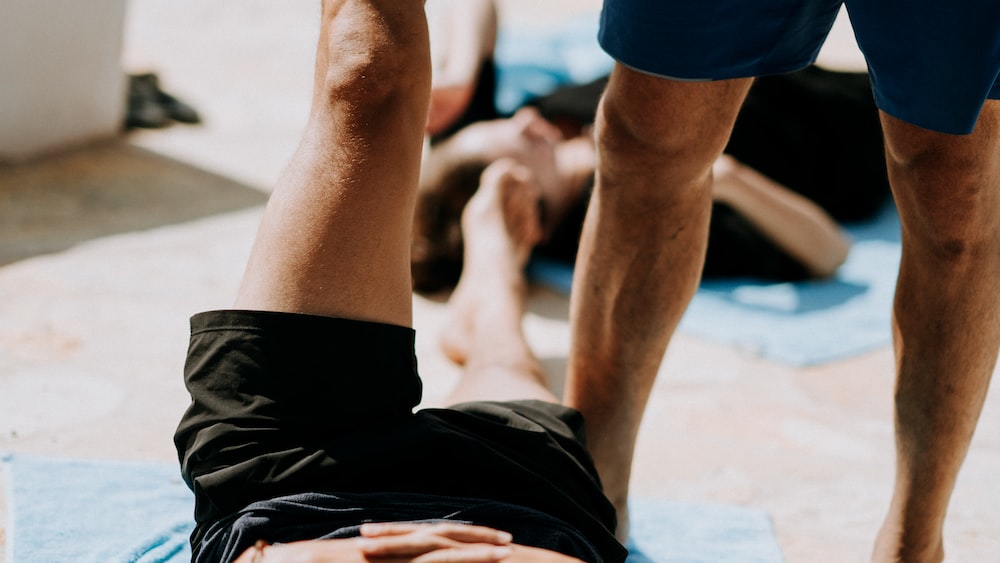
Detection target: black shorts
<box><xmin>174</xmin><ymin>310</ymin><xmax>621</xmax><ymax>559</ymax></box>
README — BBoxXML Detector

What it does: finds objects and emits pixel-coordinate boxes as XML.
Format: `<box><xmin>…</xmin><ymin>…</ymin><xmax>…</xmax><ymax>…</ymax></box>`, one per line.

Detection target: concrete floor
<box><xmin>2</xmin><ymin>1</ymin><xmax>1000</xmax><ymax>561</ymax></box>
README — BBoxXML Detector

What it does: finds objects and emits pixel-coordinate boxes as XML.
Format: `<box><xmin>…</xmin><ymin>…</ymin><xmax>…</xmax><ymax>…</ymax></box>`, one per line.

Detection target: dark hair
<box><xmin>411</xmin><ymin>159</ymin><xmax>490</xmax><ymax>294</ymax></box>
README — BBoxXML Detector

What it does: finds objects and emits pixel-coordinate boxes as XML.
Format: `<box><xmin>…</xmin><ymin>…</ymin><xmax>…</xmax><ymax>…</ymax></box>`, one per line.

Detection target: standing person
<box><xmin>175</xmin><ymin>0</ymin><xmax>628</xmax><ymax>561</ymax></box>
<box><xmin>565</xmin><ymin>3</ymin><xmax>1000</xmax><ymax>562</ymax></box>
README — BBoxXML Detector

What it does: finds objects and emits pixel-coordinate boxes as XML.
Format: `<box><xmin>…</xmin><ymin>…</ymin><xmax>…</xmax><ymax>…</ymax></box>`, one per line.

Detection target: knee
<box><xmin>887</xmin><ymin>132</ymin><xmax>1000</xmax><ymax>262</ymax></box>
<box><xmin>897</xmin><ymin>183</ymin><xmax>997</xmax><ymax>266</ymax></box>
<box><xmin>597</xmin><ymin>95</ymin><xmax>727</xmax><ymax>169</ymax></box>
<box><xmin>595</xmin><ymin>78</ymin><xmax>747</xmax><ymax>188</ymax></box>
<box><xmin>885</xmin><ymin>129</ymin><xmax>987</xmax><ymax>193</ymax></box>
<box><xmin>318</xmin><ymin>1</ymin><xmax>430</xmax><ymax>111</ymax></box>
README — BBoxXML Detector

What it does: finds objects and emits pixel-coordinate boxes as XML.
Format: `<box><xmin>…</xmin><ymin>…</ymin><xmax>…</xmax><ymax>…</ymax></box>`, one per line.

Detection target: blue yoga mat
<box><xmin>2</xmin><ymin>453</ymin><xmax>784</xmax><ymax>562</ymax></box>
<box><xmin>2</xmin><ymin>453</ymin><xmax>193</xmax><ymax>563</ymax></box>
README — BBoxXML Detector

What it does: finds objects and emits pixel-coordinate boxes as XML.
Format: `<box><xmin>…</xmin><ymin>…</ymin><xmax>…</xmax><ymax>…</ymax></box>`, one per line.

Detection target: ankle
<box><xmin>872</xmin><ymin>518</ymin><xmax>944</xmax><ymax>563</ymax></box>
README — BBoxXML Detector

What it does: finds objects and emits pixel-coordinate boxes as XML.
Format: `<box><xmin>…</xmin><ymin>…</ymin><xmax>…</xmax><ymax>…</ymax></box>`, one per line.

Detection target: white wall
<box><xmin>0</xmin><ymin>0</ymin><xmax>128</xmax><ymax>161</ymax></box>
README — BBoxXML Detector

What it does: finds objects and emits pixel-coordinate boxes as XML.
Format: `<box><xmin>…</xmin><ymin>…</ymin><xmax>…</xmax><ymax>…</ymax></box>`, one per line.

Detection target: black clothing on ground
<box><xmin>725</xmin><ymin>66</ymin><xmax>889</xmax><ymax>223</ymax></box>
<box><xmin>175</xmin><ymin>310</ymin><xmax>625</xmax><ymax>563</ymax></box>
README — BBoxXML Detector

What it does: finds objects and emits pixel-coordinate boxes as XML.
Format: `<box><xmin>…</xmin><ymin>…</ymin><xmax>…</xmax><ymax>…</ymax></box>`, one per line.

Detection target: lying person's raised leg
<box><xmin>234</xmin><ymin>0</ymin><xmax>431</xmax><ymax>327</ymax></box>
<box><xmin>442</xmin><ymin>159</ymin><xmax>555</xmax><ymax>405</ymax></box>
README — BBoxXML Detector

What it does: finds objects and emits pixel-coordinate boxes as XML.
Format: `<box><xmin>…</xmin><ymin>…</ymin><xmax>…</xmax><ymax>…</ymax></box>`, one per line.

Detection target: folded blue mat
<box><xmin>2</xmin><ymin>453</ymin><xmax>784</xmax><ymax>562</ymax></box>
<box><xmin>528</xmin><ymin>204</ymin><xmax>902</xmax><ymax>366</ymax></box>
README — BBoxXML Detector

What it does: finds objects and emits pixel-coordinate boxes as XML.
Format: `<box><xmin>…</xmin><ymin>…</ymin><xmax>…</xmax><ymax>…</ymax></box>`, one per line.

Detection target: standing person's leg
<box><xmin>234</xmin><ymin>0</ymin><xmax>430</xmax><ymax>326</ymax></box>
<box><xmin>872</xmin><ymin>102</ymin><xmax>1000</xmax><ymax>563</ymax></box>
<box><xmin>563</xmin><ymin>64</ymin><xmax>752</xmax><ymax>537</ymax></box>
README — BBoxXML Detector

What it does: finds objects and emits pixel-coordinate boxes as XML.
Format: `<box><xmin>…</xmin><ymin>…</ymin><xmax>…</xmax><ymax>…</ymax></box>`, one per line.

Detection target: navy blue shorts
<box><xmin>599</xmin><ymin>0</ymin><xmax>1000</xmax><ymax>134</ymax></box>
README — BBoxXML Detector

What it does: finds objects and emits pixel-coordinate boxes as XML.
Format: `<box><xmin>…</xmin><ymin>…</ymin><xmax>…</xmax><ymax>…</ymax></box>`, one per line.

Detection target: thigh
<box><xmin>847</xmin><ymin>0</ymin><xmax>1000</xmax><ymax>134</ymax></box>
<box><xmin>598</xmin><ymin>0</ymin><xmax>843</xmax><ymax>80</ymax></box>
<box><xmin>234</xmin><ymin>0</ymin><xmax>431</xmax><ymax>327</ymax></box>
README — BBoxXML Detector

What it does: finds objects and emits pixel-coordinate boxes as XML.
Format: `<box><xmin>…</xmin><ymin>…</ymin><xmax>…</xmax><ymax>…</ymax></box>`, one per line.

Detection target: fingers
<box><xmin>411</xmin><ymin>545</ymin><xmax>513</xmax><ymax>563</ymax></box>
<box><xmin>358</xmin><ymin>522</ymin><xmax>514</xmax><ymax>561</ymax></box>
<box><xmin>479</xmin><ymin>158</ymin><xmax>532</xmax><ymax>185</ymax></box>
<box><xmin>360</xmin><ymin>522</ymin><xmax>513</xmax><ymax>544</ymax></box>
<box><xmin>511</xmin><ymin>108</ymin><xmax>563</xmax><ymax>144</ymax></box>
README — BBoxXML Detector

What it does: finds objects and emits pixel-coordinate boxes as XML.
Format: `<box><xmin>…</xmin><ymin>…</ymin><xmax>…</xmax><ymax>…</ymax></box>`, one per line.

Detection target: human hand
<box><xmin>233</xmin><ymin>522</ymin><xmax>515</xmax><ymax>562</ymax></box>
<box><xmin>232</xmin><ymin>538</ymin><xmax>375</xmax><ymax>563</ymax></box>
<box><xmin>361</xmin><ymin>523</ymin><xmax>587</xmax><ymax>563</ymax></box>
<box><xmin>426</xmin><ymin>83</ymin><xmax>475</xmax><ymax>135</ymax></box>
<box><xmin>358</xmin><ymin>522</ymin><xmax>513</xmax><ymax>562</ymax></box>
<box><xmin>232</xmin><ymin>521</ymin><xmax>586</xmax><ymax>562</ymax></box>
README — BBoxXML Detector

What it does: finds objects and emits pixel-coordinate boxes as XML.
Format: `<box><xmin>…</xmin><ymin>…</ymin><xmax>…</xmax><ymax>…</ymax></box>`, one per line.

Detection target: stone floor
<box><xmin>1</xmin><ymin>1</ymin><xmax>999</xmax><ymax>562</ymax></box>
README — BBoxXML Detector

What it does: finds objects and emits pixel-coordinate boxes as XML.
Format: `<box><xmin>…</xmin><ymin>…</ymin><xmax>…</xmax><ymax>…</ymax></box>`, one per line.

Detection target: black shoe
<box><xmin>125</xmin><ymin>73</ymin><xmax>170</xmax><ymax>129</ymax></box>
<box><xmin>124</xmin><ymin>72</ymin><xmax>202</xmax><ymax>128</ymax></box>
<box><xmin>157</xmin><ymin>89</ymin><xmax>201</xmax><ymax>124</ymax></box>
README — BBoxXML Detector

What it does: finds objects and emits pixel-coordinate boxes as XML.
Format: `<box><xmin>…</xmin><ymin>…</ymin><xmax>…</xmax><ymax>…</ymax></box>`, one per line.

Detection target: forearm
<box><xmin>711</xmin><ymin>156</ymin><xmax>851</xmax><ymax>278</ymax></box>
<box><xmin>428</xmin><ymin>0</ymin><xmax>496</xmax><ymax>88</ymax></box>
<box><xmin>425</xmin><ymin>0</ymin><xmax>497</xmax><ymax>134</ymax></box>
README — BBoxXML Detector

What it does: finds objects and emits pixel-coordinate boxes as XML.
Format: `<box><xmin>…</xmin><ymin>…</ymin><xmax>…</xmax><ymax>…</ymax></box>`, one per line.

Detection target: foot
<box><xmin>871</xmin><ymin>517</ymin><xmax>945</xmax><ymax>563</ymax></box>
<box><xmin>440</xmin><ymin>159</ymin><xmax>543</xmax><ymax>364</ymax></box>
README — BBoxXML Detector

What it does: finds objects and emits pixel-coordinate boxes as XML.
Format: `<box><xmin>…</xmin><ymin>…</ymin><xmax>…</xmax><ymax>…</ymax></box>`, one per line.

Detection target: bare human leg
<box><xmin>563</xmin><ymin>64</ymin><xmax>752</xmax><ymax>539</ymax></box>
<box><xmin>873</xmin><ymin>101</ymin><xmax>1000</xmax><ymax>563</ymax></box>
<box><xmin>441</xmin><ymin>159</ymin><xmax>556</xmax><ymax>405</ymax></box>
<box><xmin>233</xmin><ymin>0</ymin><xmax>430</xmax><ymax>326</ymax></box>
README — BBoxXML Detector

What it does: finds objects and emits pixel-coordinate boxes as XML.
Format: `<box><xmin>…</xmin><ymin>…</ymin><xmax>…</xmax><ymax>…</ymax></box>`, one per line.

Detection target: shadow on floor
<box><xmin>0</xmin><ymin>141</ymin><xmax>268</xmax><ymax>266</ymax></box>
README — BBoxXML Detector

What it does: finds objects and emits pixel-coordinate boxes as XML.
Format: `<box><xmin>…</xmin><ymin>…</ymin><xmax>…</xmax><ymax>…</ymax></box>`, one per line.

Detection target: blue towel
<box><xmin>2</xmin><ymin>453</ymin><xmax>783</xmax><ymax>562</ymax></box>
<box><xmin>627</xmin><ymin>499</ymin><xmax>784</xmax><ymax>563</ymax></box>
<box><xmin>2</xmin><ymin>453</ymin><xmax>193</xmax><ymax>563</ymax></box>
<box><xmin>528</xmin><ymin>204</ymin><xmax>902</xmax><ymax>366</ymax></box>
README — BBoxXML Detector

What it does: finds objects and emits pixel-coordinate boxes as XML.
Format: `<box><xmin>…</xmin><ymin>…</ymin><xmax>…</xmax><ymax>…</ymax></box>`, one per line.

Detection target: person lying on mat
<box><xmin>413</xmin><ymin>94</ymin><xmax>853</xmax><ymax>294</ymax></box>
<box><xmin>412</xmin><ymin>0</ymin><xmax>890</xmax><ymax>295</ymax></box>
<box><xmin>174</xmin><ymin>1</ymin><xmax>626</xmax><ymax>561</ymax></box>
